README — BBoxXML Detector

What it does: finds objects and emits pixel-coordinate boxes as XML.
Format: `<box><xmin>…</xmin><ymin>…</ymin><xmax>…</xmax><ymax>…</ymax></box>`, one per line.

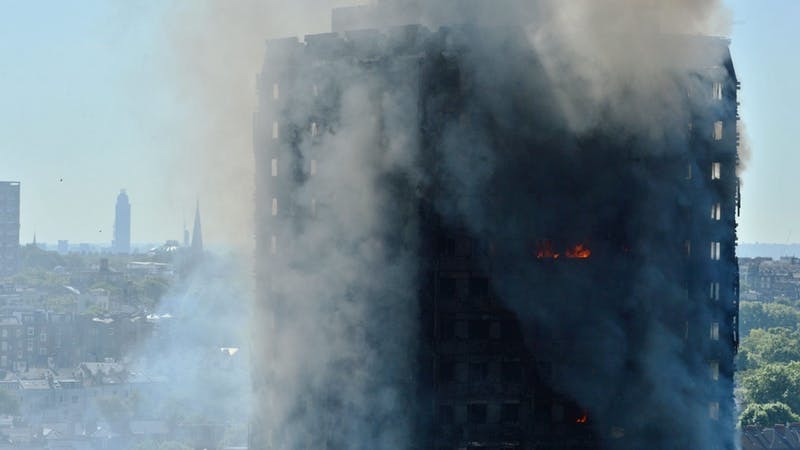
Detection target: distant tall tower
<box><xmin>191</xmin><ymin>201</ymin><xmax>203</xmax><ymax>254</ymax></box>
<box><xmin>0</xmin><ymin>182</ymin><xmax>20</xmax><ymax>275</ymax></box>
<box><xmin>113</xmin><ymin>190</ymin><xmax>131</xmax><ymax>254</ymax></box>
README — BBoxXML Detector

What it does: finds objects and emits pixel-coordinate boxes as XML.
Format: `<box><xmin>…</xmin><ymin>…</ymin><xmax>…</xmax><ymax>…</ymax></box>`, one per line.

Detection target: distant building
<box><xmin>113</xmin><ymin>190</ymin><xmax>131</xmax><ymax>254</ymax></box>
<box><xmin>0</xmin><ymin>182</ymin><xmax>20</xmax><ymax>276</ymax></box>
<box><xmin>740</xmin><ymin>257</ymin><xmax>800</xmax><ymax>301</ymax></box>
<box><xmin>191</xmin><ymin>201</ymin><xmax>203</xmax><ymax>254</ymax></box>
<box><xmin>0</xmin><ymin>310</ymin><xmax>77</xmax><ymax>371</ymax></box>
<box><xmin>741</xmin><ymin>424</ymin><xmax>800</xmax><ymax>449</ymax></box>
<box><xmin>57</xmin><ymin>240</ymin><xmax>69</xmax><ymax>255</ymax></box>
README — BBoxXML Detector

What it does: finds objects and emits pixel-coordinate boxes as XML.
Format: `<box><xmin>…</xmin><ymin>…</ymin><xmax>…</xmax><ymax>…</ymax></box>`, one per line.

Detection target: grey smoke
<box><xmin>128</xmin><ymin>255</ymin><xmax>252</xmax><ymax>424</ymax></box>
<box><xmin>252</xmin><ymin>54</ymin><xmax>422</xmax><ymax>447</ymax></box>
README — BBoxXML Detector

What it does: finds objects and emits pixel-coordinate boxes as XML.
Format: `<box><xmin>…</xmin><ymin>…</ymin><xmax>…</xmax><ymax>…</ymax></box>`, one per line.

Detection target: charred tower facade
<box><xmin>253</xmin><ymin>8</ymin><xmax>740</xmax><ymax>450</ymax></box>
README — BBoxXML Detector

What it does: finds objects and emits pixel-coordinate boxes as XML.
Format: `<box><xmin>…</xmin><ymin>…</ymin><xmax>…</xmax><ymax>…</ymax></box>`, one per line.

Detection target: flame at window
<box><xmin>565</xmin><ymin>244</ymin><xmax>591</xmax><ymax>259</ymax></box>
<box><xmin>536</xmin><ymin>241</ymin><xmax>591</xmax><ymax>259</ymax></box>
<box><xmin>536</xmin><ymin>240</ymin><xmax>560</xmax><ymax>259</ymax></box>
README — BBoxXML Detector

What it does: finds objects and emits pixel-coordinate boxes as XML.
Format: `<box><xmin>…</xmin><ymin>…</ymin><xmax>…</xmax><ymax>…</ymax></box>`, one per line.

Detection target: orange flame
<box><xmin>576</xmin><ymin>413</ymin><xmax>588</xmax><ymax>424</ymax></box>
<box><xmin>536</xmin><ymin>240</ymin><xmax>560</xmax><ymax>259</ymax></box>
<box><xmin>565</xmin><ymin>244</ymin><xmax>591</xmax><ymax>259</ymax></box>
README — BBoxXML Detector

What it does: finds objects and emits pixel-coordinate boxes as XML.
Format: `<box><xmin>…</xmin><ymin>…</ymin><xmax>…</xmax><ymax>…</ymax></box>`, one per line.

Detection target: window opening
<box><xmin>709</xmin><ymin>402</ymin><xmax>720</xmax><ymax>420</ymax></box>
<box><xmin>710</xmin><ymin>242</ymin><xmax>721</xmax><ymax>260</ymax></box>
<box><xmin>711</xmin><ymin>202</ymin><xmax>721</xmax><ymax>220</ymax></box>
<box><xmin>712</xmin><ymin>82</ymin><xmax>722</xmax><ymax>100</ymax></box>
<box><xmin>709</xmin><ymin>360</ymin><xmax>719</xmax><ymax>380</ymax></box>
<box><xmin>468</xmin><ymin>404</ymin><xmax>488</xmax><ymax>424</ymax></box>
<box><xmin>710</xmin><ymin>282</ymin><xmax>720</xmax><ymax>301</ymax></box>
<box><xmin>710</xmin><ymin>322</ymin><xmax>720</xmax><ymax>341</ymax></box>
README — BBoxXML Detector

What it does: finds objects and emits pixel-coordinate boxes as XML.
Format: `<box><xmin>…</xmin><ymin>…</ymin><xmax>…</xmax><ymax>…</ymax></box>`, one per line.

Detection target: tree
<box><xmin>96</xmin><ymin>394</ymin><xmax>137</xmax><ymax>433</ymax></box>
<box><xmin>740</xmin><ymin>402</ymin><xmax>800</xmax><ymax>427</ymax></box>
<box><xmin>741</xmin><ymin>362</ymin><xmax>800</xmax><ymax>414</ymax></box>
<box><xmin>126</xmin><ymin>276</ymin><xmax>171</xmax><ymax>309</ymax></box>
<box><xmin>17</xmin><ymin>245</ymin><xmax>65</xmax><ymax>271</ymax></box>
<box><xmin>740</xmin><ymin>302</ymin><xmax>800</xmax><ymax>337</ymax></box>
<box><xmin>737</xmin><ymin>327</ymin><xmax>800</xmax><ymax>370</ymax></box>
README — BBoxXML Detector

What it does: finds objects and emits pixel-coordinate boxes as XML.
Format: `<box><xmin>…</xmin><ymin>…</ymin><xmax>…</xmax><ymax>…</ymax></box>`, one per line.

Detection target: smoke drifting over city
<box><xmin>162</xmin><ymin>0</ymin><xmax>742</xmax><ymax>449</ymax></box>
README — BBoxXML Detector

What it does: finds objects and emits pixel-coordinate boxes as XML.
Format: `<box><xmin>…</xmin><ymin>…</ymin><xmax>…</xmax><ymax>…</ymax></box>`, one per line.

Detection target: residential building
<box><xmin>740</xmin><ymin>257</ymin><xmax>800</xmax><ymax>301</ymax></box>
<box><xmin>742</xmin><ymin>424</ymin><xmax>800</xmax><ymax>450</ymax></box>
<box><xmin>0</xmin><ymin>182</ymin><xmax>20</xmax><ymax>276</ymax></box>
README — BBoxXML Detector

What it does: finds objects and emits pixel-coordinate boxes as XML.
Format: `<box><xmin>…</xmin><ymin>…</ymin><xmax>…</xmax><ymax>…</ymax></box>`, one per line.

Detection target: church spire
<box><xmin>191</xmin><ymin>200</ymin><xmax>203</xmax><ymax>254</ymax></box>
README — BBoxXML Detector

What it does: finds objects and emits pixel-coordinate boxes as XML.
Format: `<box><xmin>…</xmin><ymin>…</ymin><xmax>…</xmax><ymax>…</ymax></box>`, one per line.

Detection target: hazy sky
<box><xmin>0</xmin><ymin>0</ymin><xmax>796</xmax><ymax>245</ymax></box>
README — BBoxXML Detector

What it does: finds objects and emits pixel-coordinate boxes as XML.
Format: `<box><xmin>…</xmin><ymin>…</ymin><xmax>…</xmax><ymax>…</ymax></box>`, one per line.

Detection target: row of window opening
<box><xmin>439</xmin><ymin>318</ymin><xmax>522</xmax><ymax>342</ymax></box>
<box><xmin>439</xmin><ymin>402</ymin><xmax>521</xmax><ymax>426</ymax></box>
<box><xmin>271</xmin><ymin>83</ymin><xmax>320</xmax><ymax>100</ymax></box>
<box><xmin>270</xmin><ymin>159</ymin><xmax>316</xmax><ymax>177</ymax></box>
<box><xmin>439</xmin><ymin>360</ymin><xmax>523</xmax><ymax>385</ymax></box>
<box><xmin>686</xmin><ymin>162</ymin><xmax>723</xmax><ymax>180</ymax></box>
<box><xmin>270</xmin><ymin>197</ymin><xmax>317</xmax><ymax>220</ymax></box>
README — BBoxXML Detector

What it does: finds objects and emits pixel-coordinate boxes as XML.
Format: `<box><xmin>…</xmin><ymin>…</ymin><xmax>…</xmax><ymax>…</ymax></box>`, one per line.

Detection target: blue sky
<box><xmin>728</xmin><ymin>0</ymin><xmax>800</xmax><ymax>244</ymax></box>
<box><xmin>0</xmin><ymin>1</ymin><xmax>183</xmax><ymax>245</ymax></box>
<box><xmin>0</xmin><ymin>0</ymin><xmax>797</xmax><ymax>245</ymax></box>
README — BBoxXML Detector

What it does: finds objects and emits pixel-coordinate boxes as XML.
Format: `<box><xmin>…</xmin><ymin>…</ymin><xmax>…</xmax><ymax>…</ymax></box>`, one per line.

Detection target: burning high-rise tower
<box><xmin>252</xmin><ymin>2</ymin><xmax>740</xmax><ymax>449</ymax></box>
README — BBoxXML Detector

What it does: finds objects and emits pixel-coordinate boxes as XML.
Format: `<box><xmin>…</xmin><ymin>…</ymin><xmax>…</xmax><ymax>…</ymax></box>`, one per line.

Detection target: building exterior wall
<box><xmin>0</xmin><ymin>182</ymin><xmax>20</xmax><ymax>276</ymax></box>
<box><xmin>253</xmin><ymin>23</ymin><xmax>740</xmax><ymax>450</ymax></box>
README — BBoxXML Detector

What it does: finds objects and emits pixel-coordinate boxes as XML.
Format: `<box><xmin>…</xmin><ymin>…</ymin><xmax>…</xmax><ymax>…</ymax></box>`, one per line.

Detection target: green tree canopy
<box><xmin>738</xmin><ymin>327</ymin><xmax>800</xmax><ymax>370</ymax></box>
<box><xmin>17</xmin><ymin>245</ymin><xmax>65</xmax><ymax>271</ymax></box>
<box><xmin>741</xmin><ymin>362</ymin><xmax>800</xmax><ymax>414</ymax></box>
<box><xmin>740</xmin><ymin>402</ymin><xmax>800</xmax><ymax>427</ymax></box>
<box><xmin>740</xmin><ymin>301</ymin><xmax>800</xmax><ymax>336</ymax></box>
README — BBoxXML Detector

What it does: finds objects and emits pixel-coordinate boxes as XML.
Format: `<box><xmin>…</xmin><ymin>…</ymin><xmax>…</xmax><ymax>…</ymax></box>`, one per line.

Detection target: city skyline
<box><xmin>10</xmin><ymin>186</ymin><xmax>199</xmax><ymax>248</ymax></box>
<box><xmin>0</xmin><ymin>0</ymin><xmax>797</xmax><ymax>245</ymax></box>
